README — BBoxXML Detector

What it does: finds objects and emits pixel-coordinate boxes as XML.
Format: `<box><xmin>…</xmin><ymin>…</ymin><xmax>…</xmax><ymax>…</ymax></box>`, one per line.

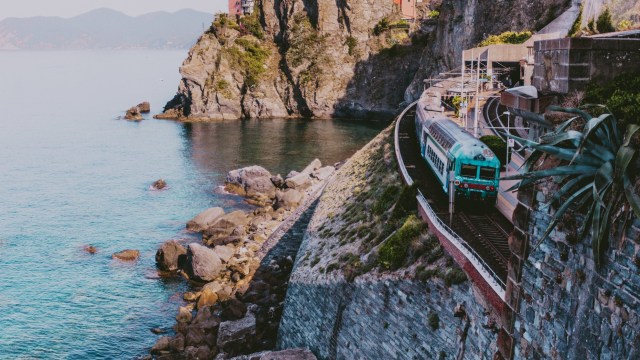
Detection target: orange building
<box><xmin>228</xmin><ymin>0</ymin><xmax>242</xmax><ymax>17</ymax></box>
<box><xmin>394</xmin><ymin>0</ymin><xmax>418</xmax><ymax>19</ymax></box>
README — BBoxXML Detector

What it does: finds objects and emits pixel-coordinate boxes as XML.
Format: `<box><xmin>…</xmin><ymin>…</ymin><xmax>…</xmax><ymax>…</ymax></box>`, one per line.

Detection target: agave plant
<box><xmin>504</xmin><ymin>105</ymin><xmax>640</xmax><ymax>266</ymax></box>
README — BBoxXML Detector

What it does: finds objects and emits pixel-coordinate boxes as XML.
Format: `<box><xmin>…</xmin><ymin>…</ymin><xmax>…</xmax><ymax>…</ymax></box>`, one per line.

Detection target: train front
<box><xmin>450</xmin><ymin>140</ymin><xmax>501</xmax><ymax>202</ymax></box>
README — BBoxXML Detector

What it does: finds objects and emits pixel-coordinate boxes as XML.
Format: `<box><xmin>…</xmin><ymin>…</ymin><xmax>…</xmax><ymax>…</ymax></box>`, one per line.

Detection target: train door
<box><xmin>421</xmin><ymin>130</ymin><xmax>428</xmax><ymax>157</ymax></box>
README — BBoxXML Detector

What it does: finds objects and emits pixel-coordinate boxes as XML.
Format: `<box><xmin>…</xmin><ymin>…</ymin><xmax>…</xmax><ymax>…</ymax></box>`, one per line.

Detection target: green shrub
<box><xmin>344</xmin><ymin>36</ymin><xmax>359</xmax><ymax>56</ymax></box>
<box><xmin>416</xmin><ymin>267</ymin><xmax>439</xmax><ymax>282</ymax></box>
<box><xmin>225</xmin><ymin>37</ymin><xmax>270</xmax><ymax>88</ymax></box>
<box><xmin>585</xmin><ymin>71</ymin><xmax>640</xmax><ymax>126</ymax></box>
<box><xmin>373</xmin><ymin>17</ymin><xmax>390</xmax><ymax>36</ymax></box>
<box><xmin>479</xmin><ymin>31</ymin><xmax>532</xmax><ymax>47</ymax></box>
<box><xmin>239</xmin><ymin>13</ymin><xmax>264</xmax><ymax>39</ymax></box>
<box><xmin>617</xmin><ymin>19</ymin><xmax>635</xmax><ymax>31</ymax></box>
<box><xmin>326</xmin><ymin>262</ymin><xmax>340</xmax><ymax>272</ymax></box>
<box><xmin>428</xmin><ymin>313</ymin><xmax>439</xmax><ymax>330</ymax></box>
<box><xmin>596</xmin><ymin>8</ymin><xmax>615</xmax><ymax>33</ymax></box>
<box><xmin>480</xmin><ymin>135</ymin><xmax>509</xmax><ymax>167</ymax></box>
<box><xmin>377</xmin><ymin>215</ymin><xmax>426</xmax><ymax>270</ymax></box>
<box><xmin>444</xmin><ymin>268</ymin><xmax>467</xmax><ymax>286</ymax></box>
<box><xmin>569</xmin><ymin>5</ymin><xmax>583</xmax><ymax>37</ymax></box>
<box><xmin>373</xmin><ymin>185</ymin><xmax>400</xmax><ymax>215</ymax></box>
<box><xmin>427</xmin><ymin>10</ymin><xmax>440</xmax><ymax>19</ymax></box>
<box><xmin>389</xmin><ymin>183</ymin><xmax>418</xmax><ymax>221</ymax></box>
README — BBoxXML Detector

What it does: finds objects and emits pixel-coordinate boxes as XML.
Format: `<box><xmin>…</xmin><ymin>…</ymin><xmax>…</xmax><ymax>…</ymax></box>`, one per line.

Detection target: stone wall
<box><xmin>278</xmin><ymin>267</ymin><xmax>499</xmax><ymax>360</ymax></box>
<box><xmin>532</xmin><ymin>37</ymin><xmax>640</xmax><ymax>94</ymax></box>
<box><xmin>507</xmin><ymin>186</ymin><xmax>640</xmax><ymax>359</ymax></box>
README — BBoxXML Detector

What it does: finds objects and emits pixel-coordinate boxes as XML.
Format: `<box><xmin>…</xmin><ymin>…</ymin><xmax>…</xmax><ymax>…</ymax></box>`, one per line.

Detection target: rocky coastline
<box><xmin>148</xmin><ymin>159</ymin><xmax>336</xmax><ymax>359</ymax></box>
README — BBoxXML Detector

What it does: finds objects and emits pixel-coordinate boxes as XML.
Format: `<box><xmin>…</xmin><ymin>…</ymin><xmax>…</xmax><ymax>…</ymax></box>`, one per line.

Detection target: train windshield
<box><xmin>461</xmin><ymin>164</ymin><xmax>477</xmax><ymax>178</ymax></box>
<box><xmin>480</xmin><ymin>167</ymin><xmax>496</xmax><ymax>180</ymax></box>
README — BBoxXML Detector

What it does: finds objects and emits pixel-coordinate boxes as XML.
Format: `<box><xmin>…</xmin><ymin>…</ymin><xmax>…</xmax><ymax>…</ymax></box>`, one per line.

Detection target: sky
<box><xmin>0</xmin><ymin>0</ymin><xmax>228</xmax><ymax>21</ymax></box>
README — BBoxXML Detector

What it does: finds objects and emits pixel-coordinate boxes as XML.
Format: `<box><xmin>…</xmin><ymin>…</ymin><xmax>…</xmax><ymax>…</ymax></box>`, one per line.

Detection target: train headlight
<box><xmin>486</xmin><ymin>186</ymin><xmax>491</xmax><ymax>191</ymax></box>
<box><xmin>454</xmin><ymin>180</ymin><xmax>460</xmax><ymax>186</ymax></box>
<box><xmin>463</xmin><ymin>183</ymin><xmax>469</xmax><ymax>188</ymax></box>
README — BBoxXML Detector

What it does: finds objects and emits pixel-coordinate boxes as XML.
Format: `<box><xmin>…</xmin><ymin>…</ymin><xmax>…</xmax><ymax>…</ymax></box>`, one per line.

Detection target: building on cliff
<box><xmin>393</xmin><ymin>0</ymin><xmax>422</xmax><ymax>19</ymax></box>
<box><xmin>228</xmin><ymin>0</ymin><xmax>253</xmax><ymax>17</ymax></box>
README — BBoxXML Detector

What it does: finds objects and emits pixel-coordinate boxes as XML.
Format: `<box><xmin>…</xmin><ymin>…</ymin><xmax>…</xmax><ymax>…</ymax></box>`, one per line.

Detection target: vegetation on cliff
<box><xmin>297</xmin><ymin>125</ymin><xmax>464</xmax><ymax>285</ymax></box>
<box><xmin>505</xmin><ymin>105</ymin><xmax>640</xmax><ymax>266</ymax></box>
<box><xmin>478</xmin><ymin>31</ymin><xmax>532</xmax><ymax>47</ymax></box>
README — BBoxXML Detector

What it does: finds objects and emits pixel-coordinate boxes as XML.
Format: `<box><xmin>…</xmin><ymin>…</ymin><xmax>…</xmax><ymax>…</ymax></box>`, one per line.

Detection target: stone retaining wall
<box><xmin>508</xmin><ymin>187</ymin><xmax>640</xmax><ymax>359</ymax></box>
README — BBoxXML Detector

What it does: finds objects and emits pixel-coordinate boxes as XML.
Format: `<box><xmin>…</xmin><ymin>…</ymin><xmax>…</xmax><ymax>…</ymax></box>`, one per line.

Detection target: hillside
<box><xmin>0</xmin><ymin>9</ymin><xmax>213</xmax><ymax>50</ymax></box>
<box><xmin>158</xmin><ymin>0</ymin><xmax>571</xmax><ymax>120</ymax></box>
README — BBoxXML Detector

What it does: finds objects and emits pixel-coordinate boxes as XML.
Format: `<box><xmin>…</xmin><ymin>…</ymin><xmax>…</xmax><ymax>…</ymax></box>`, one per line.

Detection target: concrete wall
<box><xmin>532</xmin><ymin>37</ymin><xmax>640</xmax><ymax>94</ymax></box>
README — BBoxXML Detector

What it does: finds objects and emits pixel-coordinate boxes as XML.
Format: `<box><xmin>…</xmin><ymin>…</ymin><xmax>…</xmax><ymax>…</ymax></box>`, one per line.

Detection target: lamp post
<box><xmin>503</xmin><ymin>111</ymin><xmax>512</xmax><ymax>176</ymax></box>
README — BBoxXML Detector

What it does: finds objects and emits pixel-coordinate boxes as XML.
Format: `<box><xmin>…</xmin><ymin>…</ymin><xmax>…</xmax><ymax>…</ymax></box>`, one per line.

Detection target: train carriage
<box><xmin>415</xmin><ymin>101</ymin><xmax>500</xmax><ymax>202</ymax></box>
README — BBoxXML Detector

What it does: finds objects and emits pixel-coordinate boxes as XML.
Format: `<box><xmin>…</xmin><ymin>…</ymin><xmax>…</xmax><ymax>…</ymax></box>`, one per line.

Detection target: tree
<box><xmin>596</xmin><ymin>8</ymin><xmax>615</xmax><ymax>33</ymax></box>
<box><xmin>504</xmin><ymin>105</ymin><xmax>640</xmax><ymax>266</ymax></box>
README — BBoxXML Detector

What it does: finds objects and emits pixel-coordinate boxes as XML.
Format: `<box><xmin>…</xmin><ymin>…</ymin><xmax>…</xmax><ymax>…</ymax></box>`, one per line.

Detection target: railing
<box><xmin>394</xmin><ymin>103</ymin><xmax>506</xmax><ymax>300</ymax></box>
<box><xmin>417</xmin><ymin>191</ymin><xmax>506</xmax><ymax>298</ymax></box>
<box><xmin>394</xmin><ymin>101</ymin><xmax>418</xmax><ymax>185</ymax></box>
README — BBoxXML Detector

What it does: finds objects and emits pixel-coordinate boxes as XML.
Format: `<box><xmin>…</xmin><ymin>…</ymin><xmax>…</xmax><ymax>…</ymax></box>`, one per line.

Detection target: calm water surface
<box><xmin>0</xmin><ymin>51</ymin><xmax>386</xmax><ymax>359</ymax></box>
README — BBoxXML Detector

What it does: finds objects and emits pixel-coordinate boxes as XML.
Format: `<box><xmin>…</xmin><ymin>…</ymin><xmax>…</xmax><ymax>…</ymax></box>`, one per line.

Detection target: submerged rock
<box><xmin>151</xmin><ymin>179</ymin><xmax>167</xmax><ymax>190</ymax></box>
<box><xmin>83</xmin><ymin>245</ymin><xmax>98</xmax><ymax>254</ymax></box>
<box><xmin>155</xmin><ymin>240</ymin><xmax>187</xmax><ymax>271</ymax></box>
<box><xmin>112</xmin><ymin>249</ymin><xmax>139</xmax><ymax>261</ymax></box>
<box><xmin>184</xmin><ymin>243</ymin><xmax>224</xmax><ymax>282</ymax></box>
<box><xmin>150</xmin><ymin>336</ymin><xmax>171</xmax><ymax>354</ymax></box>
<box><xmin>187</xmin><ymin>207</ymin><xmax>225</xmax><ymax>232</ymax></box>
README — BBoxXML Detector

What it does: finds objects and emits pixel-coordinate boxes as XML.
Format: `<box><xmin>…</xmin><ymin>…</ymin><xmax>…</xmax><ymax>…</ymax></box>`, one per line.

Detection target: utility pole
<box><xmin>474</xmin><ymin>51</ymin><xmax>481</xmax><ymax>138</ymax></box>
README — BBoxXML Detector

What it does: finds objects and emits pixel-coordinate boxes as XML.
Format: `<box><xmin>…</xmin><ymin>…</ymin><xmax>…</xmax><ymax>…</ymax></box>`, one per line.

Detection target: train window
<box><xmin>461</xmin><ymin>164</ymin><xmax>477</xmax><ymax>178</ymax></box>
<box><xmin>480</xmin><ymin>167</ymin><xmax>496</xmax><ymax>180</ymax></box>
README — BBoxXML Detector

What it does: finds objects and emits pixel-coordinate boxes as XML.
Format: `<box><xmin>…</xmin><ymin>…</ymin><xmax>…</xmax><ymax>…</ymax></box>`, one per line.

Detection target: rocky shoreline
<box><xmin>147</xmin><ymin>159</ymin><xmax>336</xmax><ymax>359</ymax></box>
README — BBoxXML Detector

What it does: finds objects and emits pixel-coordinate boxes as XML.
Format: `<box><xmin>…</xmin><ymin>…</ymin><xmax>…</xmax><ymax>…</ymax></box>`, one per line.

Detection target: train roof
<box><xmin>416</xmin><ymin>108</ymin><xmax>500</xmax><ymax>165</ymax></box>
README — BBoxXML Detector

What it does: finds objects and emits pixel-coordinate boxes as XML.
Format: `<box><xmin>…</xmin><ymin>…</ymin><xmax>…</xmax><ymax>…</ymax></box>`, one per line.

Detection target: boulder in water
<box><xmin>137</xmin><ymin>101</ymin><xmax>151</xmax><ymax>113</ymax></box>
<box><xmin>186</xmin><ymin>207</ymin><xmax>225</xmax><ymax>232</ymax></box>
<box><xmin>83</xmin><ymin>245</ymin><xmax>98</xmax><ymax>254</ymax></box>
<box><xmin>112</xmin><ymin>249</ymin><xmax>140</xmax><ymax>261</ymax></box>
<box><xmin>151</xmin><ymin>179</ymin><xmax>167</xmax><ymax>190</ymax></box>
<box><xmin>184</xmin><ymin>243</ymin><xmax>224</xmax><ymax>282</ymax></box>
<box><xmin>225</xmin><ymin>166</ymin><xmax>276</xmax><ymax>205</ymax></box>
<box><xmin>155</xmin><ymin>240</ymin><xmax>187</xmax><ymax>271</ymax></box>
<box><xmin>124</xmin><ymin>106</ymin><xmax>143</xmax><ymax>121</ymax></box>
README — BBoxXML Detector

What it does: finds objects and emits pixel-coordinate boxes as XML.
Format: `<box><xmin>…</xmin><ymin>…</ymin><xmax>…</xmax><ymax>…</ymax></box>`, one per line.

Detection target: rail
<box><xmin>394</xmin><ymin>102</ymin><xmax>506</xmax><ymax>300</ymax></box>
<box><xmin>394</xmin><ymin>101</ymin><xmax>419</xmax><ymax>185</ymax></box>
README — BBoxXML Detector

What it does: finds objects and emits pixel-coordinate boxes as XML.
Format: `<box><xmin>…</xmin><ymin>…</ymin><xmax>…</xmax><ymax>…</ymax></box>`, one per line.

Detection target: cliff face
<box><xmin>160</xmin><ymin>0</ymin><xmax>571</xmax><ymax>120</ymax></box>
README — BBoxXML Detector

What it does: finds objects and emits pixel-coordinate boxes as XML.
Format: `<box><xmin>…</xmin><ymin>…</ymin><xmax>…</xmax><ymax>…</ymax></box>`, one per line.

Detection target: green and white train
<box><xmin>415</xmin><ymin>105</ymin><xmax>501</xmax><ymax>202</ymax></box>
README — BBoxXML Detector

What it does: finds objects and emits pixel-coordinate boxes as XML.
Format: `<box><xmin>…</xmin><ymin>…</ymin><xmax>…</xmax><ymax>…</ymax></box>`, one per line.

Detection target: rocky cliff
<box><xmin>159</xmin><ymin>0</ymin><xmax>571</xmax><ymax>120</ymax></box>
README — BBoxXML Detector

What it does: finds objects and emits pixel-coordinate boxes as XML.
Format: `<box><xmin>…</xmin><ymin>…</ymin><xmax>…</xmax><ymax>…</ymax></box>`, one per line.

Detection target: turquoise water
<box><xmin>0</xmin><ymin>51</ymin><xmax>386</xmax><ymax>359</ymax></box>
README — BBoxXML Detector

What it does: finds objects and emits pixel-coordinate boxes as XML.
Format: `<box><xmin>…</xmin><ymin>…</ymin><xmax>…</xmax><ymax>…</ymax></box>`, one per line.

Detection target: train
<box><xmin>414</xmin><ymin>100</ymin><xmax>501</xmax><ymax>202</ymax></box>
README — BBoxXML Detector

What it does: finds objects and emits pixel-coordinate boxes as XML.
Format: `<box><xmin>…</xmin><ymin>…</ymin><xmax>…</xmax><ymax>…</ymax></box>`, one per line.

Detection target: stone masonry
<box><xmin>506</xmin><ymin>185</ymin><xmax>640</xmax><ymax>359</ymax></box>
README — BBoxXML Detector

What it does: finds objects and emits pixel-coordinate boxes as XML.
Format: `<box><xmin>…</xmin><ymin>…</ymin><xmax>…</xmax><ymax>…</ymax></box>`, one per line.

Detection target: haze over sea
<box><xmin>0</xmin><ymin>50</ymin><xmax>384</xmax><ymax>359</ymax></box>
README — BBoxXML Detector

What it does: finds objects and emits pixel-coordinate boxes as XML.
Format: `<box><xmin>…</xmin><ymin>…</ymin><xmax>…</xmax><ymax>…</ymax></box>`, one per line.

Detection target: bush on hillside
<box><xmin>377</xmin><ymin>215</ymin><xmax>426</xmax><ymax>270</ymax></box>
<box><xmin>596</xmin><ymin>8</ymin><xmax>615</xmax><ymax>33</ymax></box>
<box><xmin>585</xmin><ymin>71</ymin><xmax>640</xmax><ymax>126</ymax></box>
<box><xmin>479</xmin><ymin>31</ymin><xmax>532</xmax><ymax>47</ymax></box>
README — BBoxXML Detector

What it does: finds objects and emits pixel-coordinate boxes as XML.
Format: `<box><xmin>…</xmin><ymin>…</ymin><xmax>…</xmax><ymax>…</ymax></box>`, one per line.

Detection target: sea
<box><xmin>0</xmin><ymin>50</ymin><xmax>386</xmax><ymax>359</ymax></box>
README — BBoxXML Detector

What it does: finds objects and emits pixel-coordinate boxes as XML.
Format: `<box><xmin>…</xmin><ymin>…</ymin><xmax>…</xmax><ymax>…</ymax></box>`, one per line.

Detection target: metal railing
<box><xmin>394</xmin><ymin>103</ymin><xmax>506</xmax><ymax>300</ymax></box>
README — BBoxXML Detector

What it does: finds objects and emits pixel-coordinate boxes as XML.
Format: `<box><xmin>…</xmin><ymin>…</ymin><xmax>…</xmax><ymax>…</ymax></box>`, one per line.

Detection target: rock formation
<box><xmin>151</xmin><ymin>179</ymin><xmax>167</xmax><ymax>190</ymax></box>
<box><xmin>158</xmin><ymin>0</ymin><xmax>570</xmax><ymax>121</ymax></box>
<box><xmin>186</xmin><ymin>207</ymin><xmax>225</xmax><ymax>232</ymax></box>
<box><xmin>124</xmin><ymin>106</ymin><xmax>143</xmax><ymax>121</ymax></box>
<box><xmin>137</xmin><ymin>101</ymin><xmax>150</xmax><ymax>113</ymax></box>
<box><xmin>112</xmin><ymin>249</ymin><xmax>140</xmax><ymax>261</ymax></box>
<box><xmin>155</xmin><ymin>240</ymin><xmax>187</xmax><ymax>271</ymax></box>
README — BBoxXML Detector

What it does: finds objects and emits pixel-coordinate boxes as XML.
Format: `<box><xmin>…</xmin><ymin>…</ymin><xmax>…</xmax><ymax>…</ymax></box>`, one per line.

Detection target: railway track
<box><xmin>397</xmin><ymin>104</ymin><xmax>512</xmax><ymax>282</ymax></box>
